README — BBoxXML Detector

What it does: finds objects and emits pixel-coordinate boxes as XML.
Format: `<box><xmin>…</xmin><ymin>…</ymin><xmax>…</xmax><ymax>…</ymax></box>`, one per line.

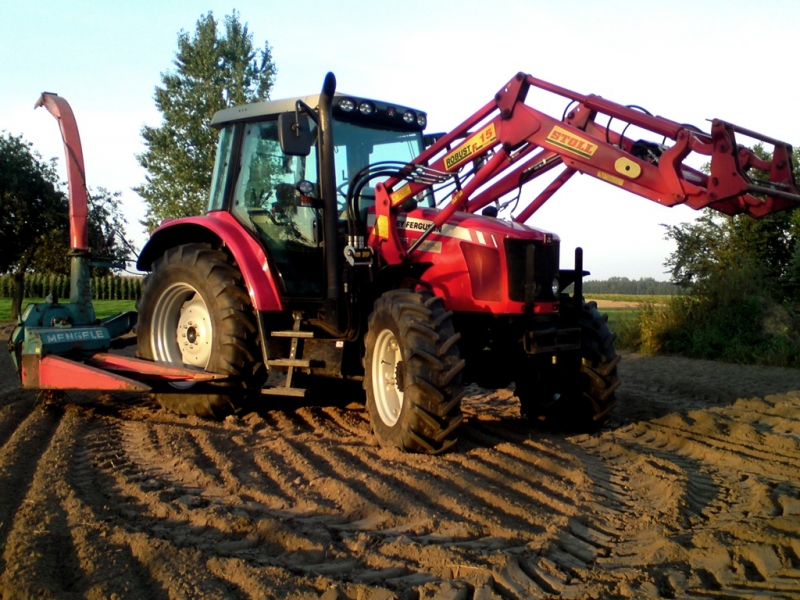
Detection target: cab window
<box><xmin>231</xmin><ymin>120</ymin><xmax>323</xmax><ymax>298</ymax></box>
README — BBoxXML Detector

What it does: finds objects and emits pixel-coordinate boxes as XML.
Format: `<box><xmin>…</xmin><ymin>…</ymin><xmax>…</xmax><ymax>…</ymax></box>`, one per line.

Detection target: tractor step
<box><xmin>261</xmin><ymin>386</ymin><xmax>308</xmax><ymax>397</ymax></box>
<box><xmin>271</xmin><ymin>330</ymin><xmax>314</xmax><ymax>338</ymax></box>
<box><xmin>267</xmin><ymin>358</ymin><xmax>313</xmax><ymax>368</ymax></box>
<box><xmin>262</xmin><ymin>315</ymin><xmax>317</xmax><ymax>396</ymax></box>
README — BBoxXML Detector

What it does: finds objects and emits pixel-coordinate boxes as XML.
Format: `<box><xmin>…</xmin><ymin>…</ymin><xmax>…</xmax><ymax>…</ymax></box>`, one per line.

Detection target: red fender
<box><xmin>138</xmin><ymin>211</ymin><xmax>283</xmax><ymax>312</ymax></box>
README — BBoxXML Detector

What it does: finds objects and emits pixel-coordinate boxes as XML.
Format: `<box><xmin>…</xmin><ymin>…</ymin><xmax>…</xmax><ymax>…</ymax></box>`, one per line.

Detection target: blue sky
<box><xmin>2</xmin><ymin>0</ymin><xmax>799</xmax><ymax>279</ymax></box>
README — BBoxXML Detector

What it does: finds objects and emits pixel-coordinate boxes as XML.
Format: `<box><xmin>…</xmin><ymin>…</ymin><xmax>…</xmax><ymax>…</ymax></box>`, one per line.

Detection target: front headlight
<box><xmin>551</xmin><ymin>277</ymin><xmax>560</xmax><ymax>297</ymax></box>
<box><xmin>338</xmin><ymin>98</ymin><xmax>356</xmax><ymax>112</ymax></box>
<box><xmin>296</xmin><ymin>180</ymin><xmax>315</xmax><ymax>195</ymax></box>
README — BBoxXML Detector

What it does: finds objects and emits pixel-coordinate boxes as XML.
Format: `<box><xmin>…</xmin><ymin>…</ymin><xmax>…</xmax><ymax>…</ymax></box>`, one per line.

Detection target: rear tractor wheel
<box><xmin>364</xmin><ymin>290</ymin><xmax>465</xmax><ymax>454</ymax></box>
<box><xmin>137</xmin><ymin>243</ymin><xmax>265</xmax><ymax>418</ymax></box>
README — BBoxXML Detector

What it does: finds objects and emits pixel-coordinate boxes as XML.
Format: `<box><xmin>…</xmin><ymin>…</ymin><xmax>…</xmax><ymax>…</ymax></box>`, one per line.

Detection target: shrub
<box><xmin>624</xmin><ymin>260</ymin><xmax>800</xmax><ymax>367</ymax></box>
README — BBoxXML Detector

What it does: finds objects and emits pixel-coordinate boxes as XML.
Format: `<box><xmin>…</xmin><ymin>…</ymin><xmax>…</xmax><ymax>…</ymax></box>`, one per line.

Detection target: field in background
<box><xmin>601</xmin><ymin>307</ymin><xmax>639</xmax><ymax>332</ymax></box>
<box><xmin>584</xmin><ymin>295</ymin><xmax>665</xmax><ymax>348</ymax></box>
<box><xmin>0</xmin><ymin>296</ymin><xmax>651</xmax><ymax>326</ymax></box>
<box><xmin>0</xmin><ymin>299</ymin><xmax>136</xmax><ymax>322</ymax></box>
<box><xmin>0</xmin><ymin>295</ymin><xmax>647</xmax><ymax>352</ymax></box>
<box><xmin>586</xmin><ymin>293</ymin><xmax>672</xmax><ymax>304</ymax></box>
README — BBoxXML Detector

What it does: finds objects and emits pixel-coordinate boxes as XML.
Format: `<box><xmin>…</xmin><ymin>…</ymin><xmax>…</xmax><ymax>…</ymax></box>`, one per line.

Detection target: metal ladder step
<box><xmin>261</xmin><ymin>386</ymin><xmax>307</xmax><ymax>397</ymax></box>
<box><xmin>261</xmin><ymin>314</ymin><xmax>313</xmax><ymax>398</ymax></box>
<box><xmin>266</xmin><ymin>358</ymin><xmax>312</xmax><ymax>368</ymax></box>
<box><xmin>271</xmin><ymin>330</ymin><xmax>314</xmax><ymax>338</ymax></box>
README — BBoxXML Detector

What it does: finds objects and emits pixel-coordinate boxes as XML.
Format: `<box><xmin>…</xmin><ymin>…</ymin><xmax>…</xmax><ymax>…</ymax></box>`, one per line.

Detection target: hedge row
<box><xmin>0</xmin><ymin>274</ymin><xmax>143</xmax><ymax>300</ymax></box>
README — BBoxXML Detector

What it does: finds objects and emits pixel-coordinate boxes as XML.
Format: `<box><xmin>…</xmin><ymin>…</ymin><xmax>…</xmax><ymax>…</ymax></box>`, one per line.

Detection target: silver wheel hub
<box><xmin>151</xmin><ymin>282</ymin><xmax>212</xmax><ymax>370</ymax></box>
<box><xmin>372</xmin><ymin>329</ymin><xmax>404</xmax><ymax>427</ymax></box>
<box><xmin>175</xmin><ymin>295</ymin><xmax>212</xmax><ymax>366</ymax></box>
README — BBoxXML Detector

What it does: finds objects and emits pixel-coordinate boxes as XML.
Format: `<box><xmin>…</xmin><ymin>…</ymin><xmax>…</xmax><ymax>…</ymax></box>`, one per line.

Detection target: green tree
<box><xmin>0</xmin><ymin>132</ymin><xmax>67</xmax><ymax>318</ymax></box>
<box><xmin>32</xmin><ymin>188</ymin><xmax>132</xmax><ymax>277</ymax></box>
<box><xmin>631</xmin><ymin>145</ymin><xmax>800</xmax><ymax>365</ymax></box>
<box><xmin>0</xmin><ymin>132</ymin><xmax>132</xmax><ymax>319</ymax></box>
<box><xmin>664</xmin><ymin>145</ymin><xmax>800</xmax><ymax>300</ymax></box>
<box><xmin>664</xmin><ymin>211</ymin><xmax>799</xmax><ymax>292</ymax></box>
<box><xmin>136</xmin><ymin>11</ymin><xmax>277</xmax><ymax>230</ymax></box>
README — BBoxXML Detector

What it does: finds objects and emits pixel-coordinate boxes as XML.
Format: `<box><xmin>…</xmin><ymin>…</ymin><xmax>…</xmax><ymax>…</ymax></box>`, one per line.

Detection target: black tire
<box><xmin>518</xmin><ymin>300</ymin><xmax>621</xmax><ymax>430</ymax></box>
<box><xmin>136</xmin><ymin>243</ymin><xmax>265</xmax><ymax>418</ymax></box>
<box><xmin>363</xmin><ymin>289</ymin><xmax>465</xmax><ymax>454</ymax></box>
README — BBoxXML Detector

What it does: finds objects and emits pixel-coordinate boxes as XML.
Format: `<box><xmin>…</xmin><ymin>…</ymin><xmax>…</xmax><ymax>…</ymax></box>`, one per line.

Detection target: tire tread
<box><xmin>137</xmin><ymin>243</ymin><xmax>265</xmax><ymax>418</ymax></box>
<box><xmin>364</xmin><ymin>289</ymin><xmax>464</xmax><ymax>454</ymax></box>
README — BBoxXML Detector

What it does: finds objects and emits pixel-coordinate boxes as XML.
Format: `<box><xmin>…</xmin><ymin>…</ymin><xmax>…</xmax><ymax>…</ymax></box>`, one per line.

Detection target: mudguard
<box><xmin>137</xmin><ymin>211</ymin><xmax>283</xmax><ymax>312</ymax></box>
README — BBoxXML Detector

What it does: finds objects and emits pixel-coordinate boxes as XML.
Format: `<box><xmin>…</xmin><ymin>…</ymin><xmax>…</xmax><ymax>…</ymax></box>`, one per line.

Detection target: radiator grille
<box><xmin>505</xmin><ymin>239</ymin><xmax>560</xmax><ymax>302</ymax></box>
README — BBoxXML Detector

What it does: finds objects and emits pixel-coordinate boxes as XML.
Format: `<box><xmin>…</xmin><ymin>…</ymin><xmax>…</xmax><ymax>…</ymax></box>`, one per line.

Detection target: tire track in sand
<box><xmin>1</xmin><ymin>403</ymin><xmax>176</xmax><ymax>598</ymax></box>
<box><xmin>69</xmin><ymin>408</ymin><xmax>317</xmax><ymax>596</ymax></box>
<box><xmin>41</xmin><ymin>394</ymin><xmax>599</xmax><ymax>596</ymax></box>
<box><xmin>2</xmin><ymin>347</ymin><xmax>800</xmax><ymax>599</ymax></box>
<box><xmin>557</xmin><ymin>392</ymin><xmax>800</xmax><ymax>598</ymax></box>
<box><xmin>0</xmin><ymin>399</ymin><xmax>62</xmax><ymax>579</ymax></box>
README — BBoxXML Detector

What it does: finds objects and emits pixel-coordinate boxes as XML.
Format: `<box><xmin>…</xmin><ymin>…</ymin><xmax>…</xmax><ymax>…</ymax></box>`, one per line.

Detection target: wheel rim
<box><xmin>151</xmin><ymin>282</ymin><xmax>213</xmax><ymax>371</ymax></box>
<box><xmin>372</xmin><ymin>328</ymin><xmax>404</xmax><ymax>427</ymax></box>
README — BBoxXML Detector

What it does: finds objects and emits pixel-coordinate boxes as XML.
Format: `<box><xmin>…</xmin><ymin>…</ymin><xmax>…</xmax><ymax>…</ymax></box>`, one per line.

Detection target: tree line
<box><xmin>581</xmin><ymin>277</ymin><xmax>680</xmax><ymax>295</ymax></box>
<box><xmin>0</xmin><ymin>274</ymin><xmax>142</xmax><ymax>301</ymax></box>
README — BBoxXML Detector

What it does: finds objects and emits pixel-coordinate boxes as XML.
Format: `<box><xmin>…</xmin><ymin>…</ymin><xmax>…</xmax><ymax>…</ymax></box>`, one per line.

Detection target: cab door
<box><xmin>229</xmin><ymin>119</ymin><xmax>324</xmax><ymax>299</ymax></box>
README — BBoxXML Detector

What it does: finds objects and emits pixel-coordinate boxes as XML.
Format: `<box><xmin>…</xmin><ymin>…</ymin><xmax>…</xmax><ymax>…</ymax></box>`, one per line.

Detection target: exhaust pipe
<box><xmin>317</xmin><ymin>72</ymin><xmax>342</xmax><ymax>329</ymax></box>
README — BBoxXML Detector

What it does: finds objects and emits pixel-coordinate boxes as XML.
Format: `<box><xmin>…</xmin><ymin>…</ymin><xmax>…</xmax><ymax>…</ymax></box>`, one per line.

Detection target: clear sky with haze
<box><xmin>2</xmin><ymin>0</ymin><xmax>798</xmax><ymax>280</ymax></box>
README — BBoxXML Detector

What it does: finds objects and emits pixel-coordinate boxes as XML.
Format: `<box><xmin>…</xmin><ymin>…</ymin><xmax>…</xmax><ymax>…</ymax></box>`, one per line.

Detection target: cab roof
<box><xmin>210</xmin><ymin>92</ymin><xmax>427</xmax><ymax>131</ymax></box>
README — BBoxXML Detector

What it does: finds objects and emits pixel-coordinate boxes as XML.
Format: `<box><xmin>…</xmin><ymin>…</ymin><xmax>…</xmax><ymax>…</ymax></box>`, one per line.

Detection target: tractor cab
<box><xmin>207</xmin><ymin>92</ymin><xmax>429</xmax><ymax>299</ymax></box>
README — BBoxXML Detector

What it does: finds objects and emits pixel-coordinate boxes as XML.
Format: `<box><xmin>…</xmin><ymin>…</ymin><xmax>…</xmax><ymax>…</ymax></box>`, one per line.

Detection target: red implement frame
<box><xmin>20</xmin><ymin>353</ymin><xmax>228</xmax><ymax>391</ymax></box>
<box><xmin>21</xmin><ymin>355</ymin><xmax>151</xmax><ymax>392</ymax></box>
<box><xmin>370</xmin><ymin>72</ymin><xmax>800</xmax><ymax>263</ymax></box>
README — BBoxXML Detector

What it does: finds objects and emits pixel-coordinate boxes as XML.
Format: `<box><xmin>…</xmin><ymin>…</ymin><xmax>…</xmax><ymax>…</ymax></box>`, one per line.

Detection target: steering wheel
<box><xmin>336</xmin><ymin>182</ymin><xmax>351</xmax><ymax>211</ymax></box>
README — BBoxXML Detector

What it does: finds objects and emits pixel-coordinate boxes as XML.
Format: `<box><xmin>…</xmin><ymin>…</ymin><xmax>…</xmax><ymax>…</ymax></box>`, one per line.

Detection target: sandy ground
<box><xmin>2</xmin><ymin>324</ymin><xmax>800</xmax><ymax>599</ymax></box>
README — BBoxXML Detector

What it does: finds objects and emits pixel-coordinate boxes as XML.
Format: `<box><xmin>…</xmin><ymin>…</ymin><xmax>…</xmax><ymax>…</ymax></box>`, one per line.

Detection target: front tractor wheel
<box><xmin>518</xmin><ymin>300</ymin><xmax>621</xmax><ymax>430</ymax></box>
<box><xmin>364</xmin><ymin>290</ymin><xmax>465</xmax><ymax>454</ymax></box>
<box><xmin>137</xmin><ymin>243</ymin><xmax>265</xmax><ymax>418</ymax></box>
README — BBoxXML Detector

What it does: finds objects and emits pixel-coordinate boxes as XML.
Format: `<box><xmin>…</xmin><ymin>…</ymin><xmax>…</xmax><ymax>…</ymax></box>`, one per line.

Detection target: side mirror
<box><xmin>278</xmin><ymin>112</ymin><xmax>312</xmax><ymax>156</ymax></box>
<box><xmin>423</xmin><ymin>132</ymin><xmax>445</xmax><ymax>149</ymax></box>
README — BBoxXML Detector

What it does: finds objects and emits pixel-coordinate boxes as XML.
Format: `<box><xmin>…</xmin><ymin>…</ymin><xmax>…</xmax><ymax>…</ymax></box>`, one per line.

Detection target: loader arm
<box><xmin>368</xmin><ymin>72</ymin><xmax>800</xmax><ymax>264</ymax></box>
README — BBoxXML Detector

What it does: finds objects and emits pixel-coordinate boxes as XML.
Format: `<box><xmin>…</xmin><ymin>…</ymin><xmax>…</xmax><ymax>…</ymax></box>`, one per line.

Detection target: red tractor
<box><xmin>13</xmin><ymin>72</ymin><xmax>800</xmax><ymax>454</ymax></box>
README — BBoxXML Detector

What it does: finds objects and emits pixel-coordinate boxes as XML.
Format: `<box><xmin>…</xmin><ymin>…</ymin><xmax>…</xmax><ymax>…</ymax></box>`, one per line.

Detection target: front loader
<box><xmin>11</xmin><ymin>72</ymin><xmax>800</xmax><ymax>454</ymax></box>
